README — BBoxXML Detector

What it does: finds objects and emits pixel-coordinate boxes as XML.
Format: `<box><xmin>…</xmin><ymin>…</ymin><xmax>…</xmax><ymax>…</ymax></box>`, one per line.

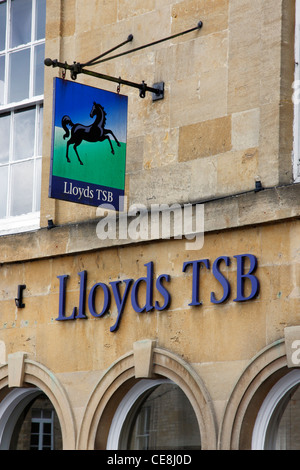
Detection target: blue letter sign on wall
<box><xmin>49</xmin><ymin>78</ymin><xmax>128</xmax><ymax>211</ymax></box>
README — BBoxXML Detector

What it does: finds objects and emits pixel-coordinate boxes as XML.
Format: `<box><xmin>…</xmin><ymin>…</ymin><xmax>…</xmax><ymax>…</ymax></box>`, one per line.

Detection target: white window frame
<box><xmin>30</xmin><ymin>407</ymin><xmax>54</xmax><ymax>450</ymax></box>
<box><xmin>106</xmin><ymin>379</ymin><xmax>171</xmax><ymax>450</ymax></box>
<box><xmin>252</xmin><ymin>370</ymin><xmax>300</xmax><ymax>450</ymax></box>
<box><xmin>133</xmin><ymin>405</ymin><xmax>151</xmax><ymax>450</ymax></box>
<box><xmin>294</xmin><ymin>0</ymin><xmax>300</xmax><ymax>182</ymax></box>
<box><xmin>0</xmin><ymin>0</ymin><xmax>45</xmax><ymax>235</ymax></box>
<box><xmin>0</xmin><ymin>388</ymin><xmax>41</xmax><ymax>450</ymax></box>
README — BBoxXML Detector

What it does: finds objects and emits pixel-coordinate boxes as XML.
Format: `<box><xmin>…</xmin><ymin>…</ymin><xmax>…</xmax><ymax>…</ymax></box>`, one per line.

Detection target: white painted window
<box><xmin>0</xmin><ymin>0</ymin><xmax>46</xmax><ymax>234</ymax></box>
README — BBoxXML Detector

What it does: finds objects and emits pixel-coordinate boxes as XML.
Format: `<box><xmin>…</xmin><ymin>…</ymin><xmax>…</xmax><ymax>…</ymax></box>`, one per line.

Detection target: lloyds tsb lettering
<box><xmin>56</xmin><ymin>254</ymin><xmax>259</xmax><ymax>332</ymax></box>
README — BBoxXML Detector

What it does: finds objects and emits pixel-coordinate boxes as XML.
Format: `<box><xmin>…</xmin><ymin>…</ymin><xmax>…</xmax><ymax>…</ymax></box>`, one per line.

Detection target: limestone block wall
<box><xmin>0</xmin><ymin>216</ymin><xmax>299</xmax><ymax>447</ymax></box>
<box><xmin>40</xmin><ymin>0</ymin><xmax>296</xmax><ymax>228</ymax></box>
<box><xmin>0</xmin><ymin>219</ymin><xmax>298</xmax><ymax>377</ymax></box>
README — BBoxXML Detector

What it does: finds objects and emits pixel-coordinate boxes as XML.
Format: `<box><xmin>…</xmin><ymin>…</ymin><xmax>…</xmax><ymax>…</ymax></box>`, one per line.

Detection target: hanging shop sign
<box><xmin>49</xmin><ymin>78</ymin><xmax>128</xmax><ymax>211</ymax></box>
<box><xmin>45</xmin><ymin>22</ymin><xmax>204</xmax><ymax>211</ymax></box>
<box><xmin>55</xmin><ymin>254</ymin><xmax>260</xmax><ymax>332</ymax></box>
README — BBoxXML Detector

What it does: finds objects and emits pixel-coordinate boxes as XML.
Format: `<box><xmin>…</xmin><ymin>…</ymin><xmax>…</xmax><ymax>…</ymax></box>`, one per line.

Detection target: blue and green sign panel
<box><xmin>49</xmin><ymin>78</ymin><xmax>128</xmax><ymax>211</ymax></box>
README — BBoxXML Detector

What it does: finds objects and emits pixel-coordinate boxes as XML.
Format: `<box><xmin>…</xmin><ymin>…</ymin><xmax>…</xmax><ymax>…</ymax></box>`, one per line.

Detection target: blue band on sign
<box><xmin>49</xmin><ymin>175</ymin><xmax>124</xmax><ymax>211</ymax></box>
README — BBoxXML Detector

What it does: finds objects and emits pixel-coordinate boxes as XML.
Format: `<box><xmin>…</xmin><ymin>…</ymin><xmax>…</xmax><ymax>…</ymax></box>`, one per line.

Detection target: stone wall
<box><xmin>0</xmin><ymin>0</ymin><xmax>298</xmax><ymax>450</ymax></box>
<box><xmin>40</xmin><ymin>0</ymin><xmax>295</xmax><ymax>227</ymax></box>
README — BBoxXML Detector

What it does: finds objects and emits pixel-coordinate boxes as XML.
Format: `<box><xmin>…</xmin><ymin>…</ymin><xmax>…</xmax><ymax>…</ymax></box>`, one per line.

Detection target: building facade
<box><xmin>0</xmin><ymin>0</ymin><xmax>300</xmax><ymax>450</ymax></box>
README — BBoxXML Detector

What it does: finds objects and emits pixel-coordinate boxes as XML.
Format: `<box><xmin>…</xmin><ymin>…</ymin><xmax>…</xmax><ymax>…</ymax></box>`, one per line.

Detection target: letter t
<box><xmin>182</xmin><ymin>259</ymin><xmax>210</xmax><ymax>306</ymax></box>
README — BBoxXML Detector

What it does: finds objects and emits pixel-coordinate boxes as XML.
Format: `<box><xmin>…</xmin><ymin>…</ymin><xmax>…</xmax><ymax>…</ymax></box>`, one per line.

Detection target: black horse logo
<box><xmin>61</xmin><ymin>102</ymin><xmax>121</xmax><ymax>165</ymax></box>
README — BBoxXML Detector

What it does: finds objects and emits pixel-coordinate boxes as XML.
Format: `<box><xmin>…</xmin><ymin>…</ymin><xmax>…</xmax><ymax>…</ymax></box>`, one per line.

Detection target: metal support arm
<box><xmin>44</xmin><ymin>58</ymin><xmax>164</xmax><ymax>99</ymax></box>
<box><xmin>44</xmin><ymin>21</ymin><xmax>203</xmax><ymax>100</ymax></box>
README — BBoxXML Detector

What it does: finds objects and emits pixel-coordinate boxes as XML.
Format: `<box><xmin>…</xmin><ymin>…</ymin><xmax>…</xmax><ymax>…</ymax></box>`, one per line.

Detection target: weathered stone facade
<box><xmin>0</xmin><ymin>0</ymin><xmax>299</xmax><ymax>450</ymax></box>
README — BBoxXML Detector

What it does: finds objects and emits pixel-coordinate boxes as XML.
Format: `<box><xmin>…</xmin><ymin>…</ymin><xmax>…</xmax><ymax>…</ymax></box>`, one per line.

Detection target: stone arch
<box><xmin>0</xmin><ymin>354</ymin><xmax>76</xmax><ymax>450</ymax></box>
<box><xmin>78</xmin><ymin>341</ymin><xmax>217</xmax><ymax>450</ymax></box>
<box><xmin>218</xmin><ymin>339</ymin><xmax>289</xmax><ymax>450</ymax></box>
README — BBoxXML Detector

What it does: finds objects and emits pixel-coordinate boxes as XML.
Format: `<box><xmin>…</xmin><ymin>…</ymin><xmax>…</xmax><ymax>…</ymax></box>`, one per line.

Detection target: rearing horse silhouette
<box><xmin>61</xmin><ymin>102</ymin><xmax>121</xmax><ymax>165</ymax></box>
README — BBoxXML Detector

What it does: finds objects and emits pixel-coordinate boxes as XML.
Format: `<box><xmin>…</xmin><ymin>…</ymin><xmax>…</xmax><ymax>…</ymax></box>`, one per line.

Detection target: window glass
<box><xmin>0</xmin><ymin>166</ymin><xmax>8</xmax><ymax>218</ymax></box>
<box><xmin>38</xmin><ymin>105</ymin><xmax>43</xmax><ymax>155</ymax></box>
<box><xmin>34</xmin><ymin>157</ymin><xmax>42</xmax><ymax>211</ymax></box>
<box><xmin>124</xmin><ymin>383</ymin><xmax>201</xmax><ymax>450</ymax></box>
<box><xmin>274</xmin><ymin>385</ymin><xmax>300</xmax><ymax>450</ymax></box>
<box><xmin>254</xmin><ymin>372</ymin><xmax>300</xmax><ymax>450</ymax></box>
<box><xmin>13</xmin><ymin>107</ymin><xmax>35</xmax><ymax>161</ymax></box>
<box><xmin>0</xmin><ymin>55</ymin><xmax>5</xmax><ymax>104</ymax></box>
<box><xmin>8</xmin><ymin>48</ymin><xmax>30</xmax><ymax>102</ymax></box>
<box><xmin>11</xmin><ymin>160</ymin><xmax>34</xmax><ymax>215</ymax></box>
<box><xmin>35</xmin><ymin>0</ymin><xmax>46</xmax><ymax>41</ymax></box>
<box><xmin>0</xmin><ymin>1</ymin><xmax>6</xmax><ymax>51</ymax></box>
<box><xmin>0</xmin><ymin>0</ymin><xmax>45</xmax><ymax>230</ymax></box>
<box><xmin>33</xmin><ymin>43</ymin><xmax>45</xmax><ymax>96</ymax></box>
<box><xmin>0</xmin><ymin>113</ymin><xmax>10</xmax><ymax>163</ymax></box>
<box><xmin>10</xmin><ymin>0</ymin><xmax>32</xmax><ymax>48</ymax></box>
<box><xmin>30</xmin><ymin>409</ymin><xmax>53</xmax><ymax>450</ymax></box>
<box><xmin>9</xmin><ymin>393</ymin><xmax>63</xmax><ymax>450</ymax></box>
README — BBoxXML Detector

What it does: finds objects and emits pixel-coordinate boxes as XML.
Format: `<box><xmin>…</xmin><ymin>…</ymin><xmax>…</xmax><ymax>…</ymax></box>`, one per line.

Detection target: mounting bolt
<box><xmin>255</xmin><ymin>180</ymin><xmax>263</xmax><ymax>192</ymax></box>
<box><xmin>47</xmin><ymin>219</ymin><xmax>55</xmax><ymax>229</ymax></box>
<box><xmin>15</xmin><ymin>285</ymin><xmax>26</xmax><ymax>309</ymax></box>
<box><xmin>152</xmin><ymin>82</ymin><xmax>164</xmax><ymax>101</ymax></box>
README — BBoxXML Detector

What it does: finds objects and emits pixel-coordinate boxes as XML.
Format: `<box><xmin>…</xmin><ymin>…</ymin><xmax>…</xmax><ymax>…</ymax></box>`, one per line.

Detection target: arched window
<box><xmin>107</xmin><ymin>379</ymin><xmax>201</xmax><ymax>450</ymax></box>
<box><xmin>0</xmin><ymin>388</ymin><xmax>62</xmax><ymax>450</ymax></box>
<box><xmin>252</xmin><ymin>370</ymin><xmax>300</xmax><ymax>450</ymax></box>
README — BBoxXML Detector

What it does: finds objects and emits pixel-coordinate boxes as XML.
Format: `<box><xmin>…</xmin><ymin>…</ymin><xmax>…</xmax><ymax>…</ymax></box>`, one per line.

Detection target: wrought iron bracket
<box><xmin>15</xmin><ymin>285</ymin><xmax>26</xmax><ymax>309</ymax></box>
<box><xmin>44</xmin><ymin>21</ymin><xmax>203</xmax><ymax>100</ymax></box>
<box><xmin>44</xmin><ymin>58</ymin><xmax>164</xmax><ymax>99</ymax></box>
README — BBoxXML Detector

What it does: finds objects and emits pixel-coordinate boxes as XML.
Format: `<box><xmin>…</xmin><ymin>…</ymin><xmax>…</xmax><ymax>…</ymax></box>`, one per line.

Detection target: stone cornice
<box><xmin>0</xmin><ymin>183</ymin><xmax>299</xmax><ymax>265</ymax></box>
